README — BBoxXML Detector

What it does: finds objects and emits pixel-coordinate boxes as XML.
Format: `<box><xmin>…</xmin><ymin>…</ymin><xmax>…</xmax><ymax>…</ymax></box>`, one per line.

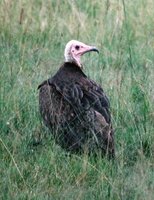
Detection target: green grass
<box><xmin>0</xmin><ymin>0</ymin><xmax>154</xmax><ymax>199</ymax></box>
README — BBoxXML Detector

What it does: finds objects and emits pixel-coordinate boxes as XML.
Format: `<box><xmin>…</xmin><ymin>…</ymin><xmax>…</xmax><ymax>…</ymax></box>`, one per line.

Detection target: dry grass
<box><xmin>0</xmin><ymin>0</ymin><xmax>154</xmax><ymax>199</ymax></box>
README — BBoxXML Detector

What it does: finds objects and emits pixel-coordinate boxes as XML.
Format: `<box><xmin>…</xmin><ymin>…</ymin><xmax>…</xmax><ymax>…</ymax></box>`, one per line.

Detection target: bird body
<box><xmin>38</xmin><ymin>41</ymin><xmax>115</xmax><ymax>157</ymax></box>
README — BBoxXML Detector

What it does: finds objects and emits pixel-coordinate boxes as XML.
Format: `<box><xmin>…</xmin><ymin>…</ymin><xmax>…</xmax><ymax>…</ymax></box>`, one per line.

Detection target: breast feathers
<box><xmin>38</xmin><ymin>62</ymin><xmax>114</xmax><ymax>157</ymax></box>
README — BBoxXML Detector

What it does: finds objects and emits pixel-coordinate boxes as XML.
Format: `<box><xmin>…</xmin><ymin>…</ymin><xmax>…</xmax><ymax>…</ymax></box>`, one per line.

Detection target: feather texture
<box><xmin>38</xmin><ymin>62</ymin><xmax>114</xmax><ymax>157</ymax></box>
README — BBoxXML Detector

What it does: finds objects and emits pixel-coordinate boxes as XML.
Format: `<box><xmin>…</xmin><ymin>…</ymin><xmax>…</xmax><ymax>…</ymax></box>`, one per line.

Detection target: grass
<box><xmin>0</xmin><ymin>0</ymin><xmax>154</xmax><ymax>199</ymax></box>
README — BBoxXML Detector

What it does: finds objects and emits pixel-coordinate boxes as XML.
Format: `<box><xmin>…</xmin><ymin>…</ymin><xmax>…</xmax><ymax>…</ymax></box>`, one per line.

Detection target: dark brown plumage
<box><xmin>38</xmin><ymin>40</ymin><xmax>115</xmax><ymax>158</ymax></box>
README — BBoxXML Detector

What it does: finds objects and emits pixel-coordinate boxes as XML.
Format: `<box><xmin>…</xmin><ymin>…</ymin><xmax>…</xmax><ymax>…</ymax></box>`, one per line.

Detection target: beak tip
<box><xmin>92</xmin><ymin>47</ymin><xmax>99</xmax><ymax>54</ymax></box>
<box><xmin>96</xmin><ymin>49</ymin><xmax>99</xmax><ymax>54</ymax></box>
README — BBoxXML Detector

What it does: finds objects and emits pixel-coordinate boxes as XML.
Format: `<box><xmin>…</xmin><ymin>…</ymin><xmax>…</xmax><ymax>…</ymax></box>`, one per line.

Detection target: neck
<box><xmin>65</xmin><ymin>57</ymin><xmax>82</xmax><ymax>69</ymax></box>
<box><xmin>62</xmin><ymin>62</ymin><xmax>86</xmax><ymax>77</ymax></box>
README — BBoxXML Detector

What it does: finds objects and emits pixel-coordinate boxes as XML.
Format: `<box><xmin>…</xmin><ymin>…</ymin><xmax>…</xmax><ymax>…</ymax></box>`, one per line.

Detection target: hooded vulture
<box><xmin>38</xmin><ymin>40</ymin><xmax>115</xmax><ymax>158</ymax></box>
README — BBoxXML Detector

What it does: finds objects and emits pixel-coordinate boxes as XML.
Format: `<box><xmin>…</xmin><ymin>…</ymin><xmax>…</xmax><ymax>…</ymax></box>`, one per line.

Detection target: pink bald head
<box><xmin>64</xmin><ymin>40</ymin><xmax>99</xmax><ymax>68</ymax></box>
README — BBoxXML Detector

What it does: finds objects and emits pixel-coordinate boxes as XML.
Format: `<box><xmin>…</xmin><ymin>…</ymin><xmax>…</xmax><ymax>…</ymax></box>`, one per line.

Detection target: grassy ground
<box><xmin>0</xmin><ymin>0</ymin><xmax>154</xmax><ymax>199</ymax></box>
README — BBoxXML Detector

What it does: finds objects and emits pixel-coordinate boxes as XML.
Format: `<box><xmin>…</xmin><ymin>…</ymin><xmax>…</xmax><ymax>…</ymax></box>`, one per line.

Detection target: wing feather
<box><xmin>48</xmin><ymin>75</ymin><xmax>111</xmax><ymax>123</ymax></box>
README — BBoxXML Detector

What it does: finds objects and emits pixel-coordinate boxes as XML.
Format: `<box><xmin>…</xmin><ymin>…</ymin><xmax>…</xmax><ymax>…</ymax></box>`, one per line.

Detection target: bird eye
<box><xmin>75</xmin><ymin>45</ymin><xmax>80</xmax><ymax>50</ymax></box>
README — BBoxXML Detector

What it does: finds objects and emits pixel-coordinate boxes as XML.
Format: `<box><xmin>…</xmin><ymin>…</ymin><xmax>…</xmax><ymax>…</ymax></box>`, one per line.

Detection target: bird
<box><xmin>38</xmin><ymin>40</ymin><xmax>115</xmax><ymax>158</ymax></box>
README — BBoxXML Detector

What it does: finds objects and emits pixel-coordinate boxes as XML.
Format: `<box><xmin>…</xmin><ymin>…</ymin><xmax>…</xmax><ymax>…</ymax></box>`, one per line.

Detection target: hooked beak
<box><xmin>79</xmin><ymin>45</ymin><xmax>99</xmax><ymax>56</ymax></box>
<box><xmin>88</xmin><ymin>47</ymin><xmax>99</xmax><ymax>54</ymax></box>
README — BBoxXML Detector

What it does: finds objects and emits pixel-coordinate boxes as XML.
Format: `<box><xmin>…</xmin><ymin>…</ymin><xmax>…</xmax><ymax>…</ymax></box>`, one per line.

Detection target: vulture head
<box><xmin>64</xmin><ymin>40</ymin><xmax>99</xmax><ymax>68</ymax></box>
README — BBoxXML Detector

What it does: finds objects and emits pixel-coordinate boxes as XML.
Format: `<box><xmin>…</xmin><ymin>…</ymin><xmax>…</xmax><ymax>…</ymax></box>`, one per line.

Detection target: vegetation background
<box><xmin>0</xmin><ymin>0</ymin><xmax>154</xmax><ymax>199</ymax></box>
